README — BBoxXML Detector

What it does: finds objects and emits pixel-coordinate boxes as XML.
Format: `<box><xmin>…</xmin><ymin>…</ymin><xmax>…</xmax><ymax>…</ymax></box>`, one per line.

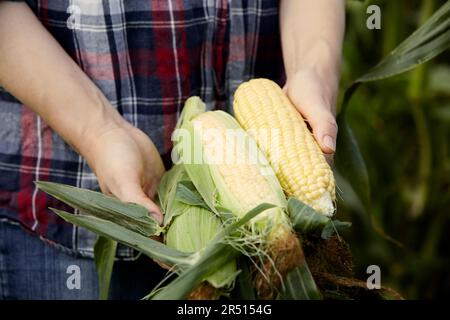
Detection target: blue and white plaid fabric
<box><xmin>0</xmin><ymin>0</ymin><xmax>284</xmax><ymax>258</ymax></box>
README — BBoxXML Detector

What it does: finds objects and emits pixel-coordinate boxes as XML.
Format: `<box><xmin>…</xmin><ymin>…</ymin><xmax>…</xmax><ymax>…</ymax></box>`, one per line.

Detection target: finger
<box><xmin>310</xmin><ymin>110</ymin><xmax>338</xmax><ymax>154</ymax></box>
<box><xmin>144</xmin><ymin>179</ymin><xmax>159</xmax><ymax>199</ymax></box>
<box><xmin>117</xmin><ymin>182</ymin><xmax>164</xmax><ymax>224</ymax></box>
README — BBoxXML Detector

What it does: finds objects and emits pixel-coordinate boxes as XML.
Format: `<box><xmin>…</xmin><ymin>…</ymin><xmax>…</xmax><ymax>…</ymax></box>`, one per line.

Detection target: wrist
<box><xmin>285</xmin><ymin>39</ymin><xmax>341</xmax><ymax>85</ymax></box>
<box><xmin>285</xmin><ymin>40</ymin><xmax>341</xmax><ymax>108</ymax></box>
<box><xmin>73</xmin><ymin>90</ymin><xmax>126</xmax><ymax>162</ymax></box>
<box><xmin>286</xmin><ymin>69</ymin><xmax>338</xmax><ymax>112</ymax></box>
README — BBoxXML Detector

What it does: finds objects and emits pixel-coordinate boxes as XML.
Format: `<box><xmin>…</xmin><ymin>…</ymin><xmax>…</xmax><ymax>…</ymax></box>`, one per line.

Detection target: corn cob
<box><xmin>193</xmin><ymin>111</ymin><xmax>286</xmax><ymax>223</ymax></box>
<box><xmin>173</xmin><ymin>97</ymin><xmax>303</xmax><ymax>299</ymax></box>
<box><xmin>233</xmin><ymin>78</ymin><xmax>336</xmax><ymax>216</ymax></box>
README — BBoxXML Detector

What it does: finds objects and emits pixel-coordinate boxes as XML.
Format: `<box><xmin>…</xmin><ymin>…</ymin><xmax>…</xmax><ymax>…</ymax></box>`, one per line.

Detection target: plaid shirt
<box><xmin>0</xmin><ymin>0</ymin><xmax>284</xmax><ymax>259</ymax></box>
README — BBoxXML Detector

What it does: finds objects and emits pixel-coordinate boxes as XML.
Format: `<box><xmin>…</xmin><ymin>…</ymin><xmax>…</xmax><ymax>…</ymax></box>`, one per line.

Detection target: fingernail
<box><xmin>323</xmin><ymin>135</ymin><xmax>335</xmax><ymax>152</ymax></box>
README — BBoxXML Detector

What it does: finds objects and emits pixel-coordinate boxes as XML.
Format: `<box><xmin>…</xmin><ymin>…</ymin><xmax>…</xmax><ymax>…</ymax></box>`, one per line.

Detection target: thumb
<box><xmin>287</xmin><ymin>86</ymin><xmax>338</xmax><ymax>154</ymax></box>
<box><xmin>117</xmin><ymin>181</ymin><xmax>163</xmax><ymax>224</ymax></box>
<box><xmin>309</xmin><ymin>109</ymin><xmax>338</xmax><ymax>155</ymax></box>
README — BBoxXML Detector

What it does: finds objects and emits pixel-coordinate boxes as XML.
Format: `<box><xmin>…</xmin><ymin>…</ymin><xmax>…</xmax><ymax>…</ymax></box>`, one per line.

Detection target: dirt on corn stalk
<box><xmin>302</xmin><ymin>235</ymin><xmax>354</xmax><ymax>278</ymax></box>
<box><xmin>302</xmin><ymin>235</ymin><xmax>403</xmax><ymax>300</ymax></box>
<box><xmin>253</xmin><ymin>231</ymin><xmax>304</xmax><ymax>299</ymax></box>
<box><xmin>188</xmin><ymin>282</ymin><xmax>220</xmax><ymax>300</ymax></box>
<box><xmin>317</xmin><ymin>273</ymin><xmax>404</xmax><ymax>300</ymax></box>
<box><xmin>253</xmin><ymin>233</ymin><xmax>355</xmax><ymax>300</ymax></box>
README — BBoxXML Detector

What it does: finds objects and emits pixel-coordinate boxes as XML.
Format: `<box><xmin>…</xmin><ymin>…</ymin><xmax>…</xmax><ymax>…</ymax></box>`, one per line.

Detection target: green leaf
<box><xmin>182</xmin><ymin>162</ymin><xmax>220</xmax><ymax>215</ymax></box>
<box><xmin>36</xmin><ymin>181</ymin><xmax>162</xmax><ymax>237</ymax></box>
<box><xmin>288</xmin><ymin>198</ymin><xmax>329</xmax><ymax>232</ymax></box>
<box><xmin>216</xmin><ymin>203</ymin><xmax>276</xmax><ymax>238</ymax></box>
<box><xmin>176</xmin><ymin>181</ymin><xmax>209</xmax><ymax>209</ymax></box>
<box><xmin>335</xmin><ymin>116</ymin><xmax>371</xmax><ymax>209</ymax></box>
<box><xmin>157</xmin><ymin>164</ymin><xmax>183</xmax><ymax>212</ymax></box>
<box><xmin>152</xmin><ymin>203</ymin><xmax>275</xmax><ymax>300</ymax></box>
<box><xmin>321</xmin><ymin>220</ymin><xmax>352</xmax><ymax>239</ymax></box>
<box><xmin>174</xmin><ymin>96</ymin><xmax>206</xmax><ymax>131</ymax></box>
<box><xmin>232</xmin><ymin>258</ymin><xmax>256</xmax><ymax>300</ymax></box>
<box><xmin>152</xmin><ymin>243</ymin><xmax>239</xmax><ymax>300</ymax></box>
<box><xmin>158</xmin><ymin>165</ymin><xmax>192</xmax><ymax>226</ymax></box>
<box><xmin>336</xmin><ymin>1</ymin><xmax>450</xmax><ymax>208</ymax></box>
<box><xmin>279</xmin><ymin>263</ymin><xmax>322</xmax><ymax>300</ymax></box>
<box><xmin>94</xmin><ymin>236</ymin><xmax>117</xmax><ymax>300</ymax></box>
<box><xmin>171</xmin><ymin>98</ymin><xmax>220</xmax><ymax>215</ymax></box>
<box><xmin>287</xmin><ymin>198</ymin><xmax>351</xmax><ymax>239</ymax></box>
<box><xmin>354</xmin><ymin>0</ymin><xmax>450</xmax><ymax>85</ymax></box>
<box><xmin>51</xmin><ymin>209</ymin><xmax>193</xmax><ymax>269</ymax></box>
<box><xmin>429</xmin><ymin>64</ymin><xmax>450</xmax><ymax>95</ymax></box>
<box><xmin>431</xmin><ymin>104</ymin><xmax>450</xmax><ymax>123</ymax></box>
<box><xmin>175</xmin><ymin>127</ymin><xmax>219</xmax><ymax>214</ymax></box>
<box><xmin>166</xmin><ymin>206</ymin><xmax>238</xmax><ymax>289</ymax></box>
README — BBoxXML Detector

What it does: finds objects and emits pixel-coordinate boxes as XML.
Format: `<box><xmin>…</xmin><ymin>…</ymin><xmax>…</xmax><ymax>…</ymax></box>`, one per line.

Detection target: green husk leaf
<box><xmin>36</xmin><ymin>181</ymin><xmax>162</xmax><ymax>237</ymax></box>
<box><xmin>159</xmin><ymin>163</ymin><xmax>238</xmax><ymax>290</ymax></box>
<box><xmin>321</xmin><ymin>220</ymin><xmax>352</xmax><ymax>239</ymax></box>
<box><xmin>166</xmin><ymin>206</ymin><xmax>237</xmax><ymax>288</ymax></box>
<box><xmin>278</xmin><ymin>263</ymin><xmax>322</xmax><ymax>300</ymax></box>
<box><xmin>152</xmin><ymin>203</ymin><xmax>275</xmax><ymax>300</ymax></box>
<box><xmin>288</xmin><ymin>198</ymin><xmax>351</xmax><ymax>239</ymax></box>
<box><xmin>175</xmin><ymin>96</ymin><xmax>206</xmax><ymax>131</ymax></box>
<box><xmin>157</xmin><ymin>164</ymin><xmax>184</xmax><ymax>214</ymax></box>
<box><xmin>152</xmin><ymin>243</ymin><xmax>238</xmax><ymax>300</ymax></box>
<box><xmin>51</xmin><ymin>208</ymin><xmax>193</xmax><ymax>269</ymax></box>
<box><xmin>94</xmin><ymin>236</ymin><xmax>117</xmax><ymax>300</ymax></box>
<box><xmin>232</xmin><ymin>258</ymin><xmax>257</xmax><ymax>300</ymax></box>
<box><xmin>176</xmin><ymin>181</ymin><xmax>210</xmax><ymax>209</ymax></box>
<box><xmin>172</xmin><ymin>97</ymin><xmax>219</xmax><ymax>214</ymax></box>
<box><xmin>158</xmin><ymin>165</ymin><xmax>193</xmax><ymax>226</ymax></box>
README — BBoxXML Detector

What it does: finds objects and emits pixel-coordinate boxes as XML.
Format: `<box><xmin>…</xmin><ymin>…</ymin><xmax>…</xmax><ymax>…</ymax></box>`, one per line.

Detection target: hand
<box><xmin>284</xmin><ymin>68</ymin><xmax>338</xmax><ymax>162</ymax></box>
<box><xmin>81</xmin><ymin>120</ymin><xmax>165</xmax><ymax>224</ymax></box>
<box><xmin>0</xmin><ymin>2</ymin><xmax>166</xmax><ymax>222</ymax></box>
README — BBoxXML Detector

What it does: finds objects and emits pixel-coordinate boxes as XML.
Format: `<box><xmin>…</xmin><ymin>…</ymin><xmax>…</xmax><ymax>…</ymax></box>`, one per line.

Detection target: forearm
<box><xmin>0</xmin><ymin>2</ymin><xmax>124</xmax><ymax>157</ymax></box>
<box><xmin>280</xmin><ymin>0</ymin><xmax>345</xmax><ymax>102</ymax></box>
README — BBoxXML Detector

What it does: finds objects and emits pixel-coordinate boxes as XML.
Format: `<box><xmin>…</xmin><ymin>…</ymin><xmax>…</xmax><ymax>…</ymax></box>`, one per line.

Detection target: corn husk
<box><xmin>166</xmin><ymin>206</ymin><xmax>238</xmax><ymax>289</ymax></box>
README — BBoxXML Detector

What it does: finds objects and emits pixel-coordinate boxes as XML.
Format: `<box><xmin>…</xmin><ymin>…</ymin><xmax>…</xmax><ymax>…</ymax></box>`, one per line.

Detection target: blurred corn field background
<box><xmin>338</xmin><ymin>0</ymin><xmax>450</xmax><ymax>299</ymax></box>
